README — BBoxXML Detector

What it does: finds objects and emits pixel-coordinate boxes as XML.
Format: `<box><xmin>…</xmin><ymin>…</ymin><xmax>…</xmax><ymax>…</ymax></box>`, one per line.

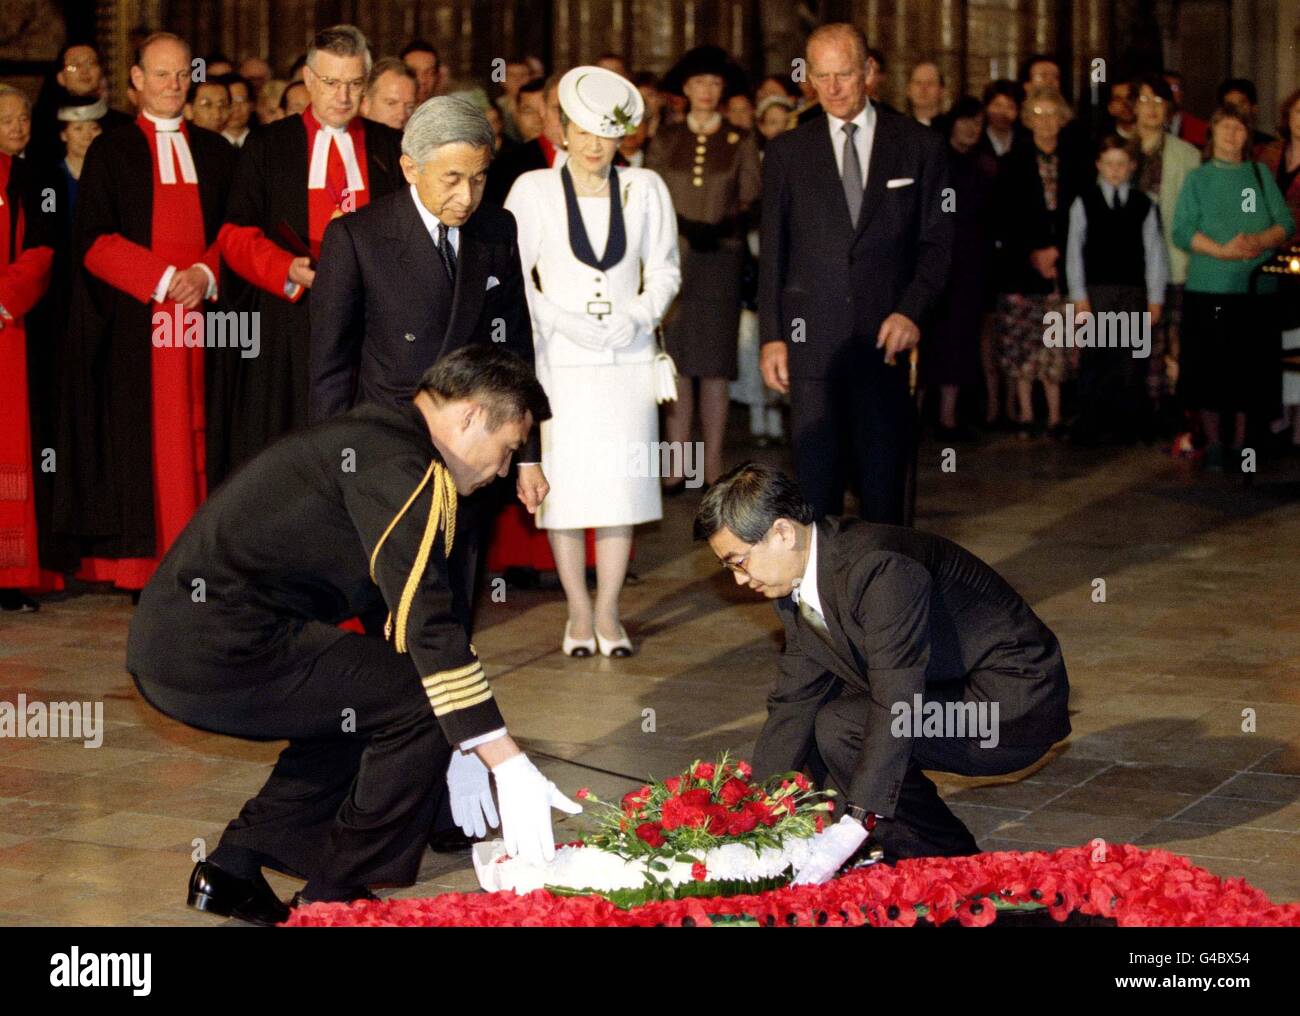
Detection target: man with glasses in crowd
<box><xmin>215</xmin><ymin>24</ymin><xmax>406</xmax><ymax>483</ymax></box>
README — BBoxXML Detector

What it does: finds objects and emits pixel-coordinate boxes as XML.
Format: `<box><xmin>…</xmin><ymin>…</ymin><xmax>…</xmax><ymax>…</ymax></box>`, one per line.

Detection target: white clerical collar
<box><xmin>142</xmin><ymin>110</ymin><xmax>183</xmax><ymax>132</ymax></box>
<box><xmin>307</xmin><ymin>115</ymin><xmax>364</xmax><ymax>193</ymax></box>
<box><xmin>409</xmin><ymin>184</ymin><xmax>459</xmax><ymax>252</ymax></box>
<box><xmin>144</xmin><ymin>110</ymin><xmax>197</xmax><ymax>184</ymax></box>
<box><xmin>825</xmin><ymin>100</ymin><xmax>874</xmax><ymax>139</ymax></box>
<box><xmin>791</xmin><ymin>523</ymin><xmax>823</xmax><ymax>616</ymax></box>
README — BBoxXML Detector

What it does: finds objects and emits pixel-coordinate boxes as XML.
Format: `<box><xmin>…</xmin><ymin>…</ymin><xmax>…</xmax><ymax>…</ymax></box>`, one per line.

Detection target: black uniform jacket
<box><xmin>125</xmin><ymin>400</ymin><xmax>505</xmax><ymax>745</ymax></box>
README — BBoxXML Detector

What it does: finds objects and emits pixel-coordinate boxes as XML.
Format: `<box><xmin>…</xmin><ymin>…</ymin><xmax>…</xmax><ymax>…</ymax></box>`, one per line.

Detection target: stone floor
<box><xmin>1</xmin><ymin>427</ymin><xmax>1298</xmax><ymax>925</ymax></box>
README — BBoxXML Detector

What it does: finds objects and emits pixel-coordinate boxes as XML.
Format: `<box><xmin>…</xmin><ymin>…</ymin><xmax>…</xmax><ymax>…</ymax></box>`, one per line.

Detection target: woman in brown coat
<box><xmin>648</xmin><ymin>46</ymin><xmax>761</xmax><ymax>492</ymax></box>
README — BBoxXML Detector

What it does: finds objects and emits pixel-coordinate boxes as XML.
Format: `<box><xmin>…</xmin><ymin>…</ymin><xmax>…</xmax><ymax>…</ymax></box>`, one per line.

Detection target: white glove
<box><xmin>554</xmin><ymin>310</ymin><xmax>610</xmax><ymax>350</ymax></box>
<box><xmin>791</xmin><ymin>815</ymin><xmax>869</xmax><ymax>885</ymax></box>
<box><xmin>491</xmin><ymin>753</ymin><xmax>583</xmax><ymax>867</ymax></box>
<box><xmin>602</xmin><ymin>311</ymin><xmax>639</xmax><ymax>349</ymax></box>
<box><xmin>446</xmin><ymin>749</ymin><xmax>499</xmax><ymax>839</ymax></box>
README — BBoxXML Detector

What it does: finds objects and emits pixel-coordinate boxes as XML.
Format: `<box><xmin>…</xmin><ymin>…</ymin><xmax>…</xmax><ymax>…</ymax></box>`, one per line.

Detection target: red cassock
<box><xmin>76</xmin><ymin>117</ymin><xmax>220</xmax><ymax>590</ymax></box>
<box><xmin>220</xmin><ymin>107</ymin><xmax>371</xmax><ymax>296</ymax></box>
<box><xmin>0</xmin><ymin>154</ymin><xmax>58</xmax><ymax>592</ymax></box>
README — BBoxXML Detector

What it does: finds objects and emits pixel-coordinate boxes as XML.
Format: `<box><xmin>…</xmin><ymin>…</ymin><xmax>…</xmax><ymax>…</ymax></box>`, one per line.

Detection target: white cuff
<box><xmin>153</xmin><ymin>265</ymin><xmax>178</xmax><ymax>304</ymax></box>
<box><xmin>194</xmin><ymin>262</ymin><xmax>218</xmax><ymax>300</ymax></box>
<box><xmin>459</xmin><ymin>727</ymin><xmax>508</xmax><ymax>752</ymax></box>
<box><xmin>284</xmin><ymin>279</ymin><xmax>303</xmax><ymax>299</ymax></box>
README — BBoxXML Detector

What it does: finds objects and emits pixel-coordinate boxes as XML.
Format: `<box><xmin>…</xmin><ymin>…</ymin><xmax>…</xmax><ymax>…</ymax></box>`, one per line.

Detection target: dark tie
<box><xmin>841</xmin><ymin>122</ymin><xmax>863</xmax><ymax>227</ymax></box>
<box><xmin>436</xmin><ymin>223</ymin><xmax>457</xmax><ymax>285</ymax></box>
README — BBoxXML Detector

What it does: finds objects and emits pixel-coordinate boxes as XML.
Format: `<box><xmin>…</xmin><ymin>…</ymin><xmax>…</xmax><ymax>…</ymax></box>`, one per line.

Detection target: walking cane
<box><xmin>902</xmin><ymin>346</ymin><xmax>920</xmax><ymax>526</ymax></box>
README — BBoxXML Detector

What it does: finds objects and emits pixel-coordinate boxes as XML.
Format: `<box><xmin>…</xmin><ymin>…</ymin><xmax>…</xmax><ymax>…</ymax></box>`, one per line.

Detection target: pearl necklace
<box><xmin>687</xmin><ymin>111</ymin><xmax>722</xmax><ymax>135</ymax></box>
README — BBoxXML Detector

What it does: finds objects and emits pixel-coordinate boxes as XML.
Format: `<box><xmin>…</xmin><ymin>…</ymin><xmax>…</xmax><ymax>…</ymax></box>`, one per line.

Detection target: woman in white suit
<box><xmin>505</xmin><ymin>66</ymin><xmax>681</xmax><ymax>657</ymax></box>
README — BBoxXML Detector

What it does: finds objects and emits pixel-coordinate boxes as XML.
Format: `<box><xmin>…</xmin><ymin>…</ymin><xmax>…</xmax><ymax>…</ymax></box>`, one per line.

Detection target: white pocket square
<box><xmin>886</xmin><ymin>177</ymin><xmax>915</xmax><ymax>189</ymax></box>
<box><xmin>485</xmin><ymin>275</ymin><xmax>500</xmax><ymax>290</ymax></box>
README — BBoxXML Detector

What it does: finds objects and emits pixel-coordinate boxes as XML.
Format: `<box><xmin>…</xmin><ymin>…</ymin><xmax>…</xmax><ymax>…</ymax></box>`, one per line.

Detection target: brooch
<box><xmin>727</xmin><ymin>131</ymin><xmax>739</xmax><ymax>144</ymax></box>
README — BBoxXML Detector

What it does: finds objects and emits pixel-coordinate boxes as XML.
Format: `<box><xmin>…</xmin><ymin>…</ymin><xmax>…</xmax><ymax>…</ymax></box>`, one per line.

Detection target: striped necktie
<box><xmin>436</xmin><ymin>223</ymin><xmax>457</xmax><ymax>286</ymax></box>
<box><xmin>798</xmin><ymin>594</ymin><xmax>834</xmax><ymax>646</ymax></box>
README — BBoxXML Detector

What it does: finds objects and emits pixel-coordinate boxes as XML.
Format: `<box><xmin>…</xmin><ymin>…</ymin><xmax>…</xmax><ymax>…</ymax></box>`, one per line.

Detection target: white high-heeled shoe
<box><xmin>595</xmin><ymin>624</ymin><xmax>633</xmax><ymax>658</ymax></box>
<box><xmin>562</xmin><ymin>621</ymin><xmax>596</xmax><ymax>657</ymax></box>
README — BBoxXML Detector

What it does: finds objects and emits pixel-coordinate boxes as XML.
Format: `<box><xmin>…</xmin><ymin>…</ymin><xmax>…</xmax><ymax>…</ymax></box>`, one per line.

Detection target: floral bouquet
<box><xmin>477</xmin><ymin>754</ymin><xmax>838</xmax><ymax>908</ymax></box>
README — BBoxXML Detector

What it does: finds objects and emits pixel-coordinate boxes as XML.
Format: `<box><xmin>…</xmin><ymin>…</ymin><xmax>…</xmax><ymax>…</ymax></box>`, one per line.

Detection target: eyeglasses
<box><xmin>195</xmin><ymin>99</ymin><xmax>231</xmax><ymax>110</ymax></box>
<box><xmin>719</xmin><ymin>526</ymin><xmax>773</xmax><ymax>575</ymax></box>
<box><xmin>65</xmin><ymin>60</ymin><xmax>100</xmax><ymax>72</ymax></box>
<box><xmin>313</xmin><ymin>74</ymin><xmax>368</xmax><ymax>94</ymax></box>
<box><xmin>1137</xmin><ymin>95</ymin><xmax>1166</xmax><ymax>105</ymax></box>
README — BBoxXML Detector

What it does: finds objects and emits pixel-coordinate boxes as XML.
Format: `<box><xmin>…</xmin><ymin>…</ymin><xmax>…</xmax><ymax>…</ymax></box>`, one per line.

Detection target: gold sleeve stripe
<box><xmin>432</xmin><ymin>688</ymin><xmax>495</xmax><ymax>717</ymax></box>
<box><xmin>369</xmin><ymin>463</ymin><xmax>434</xmax><ymax>584</ymax></box>
<box><xmin>422</xmin><ymin>669</ymin><xmax>487</xmax><ymax>697</ymax></box>
<box><xmin>427</xmin><ymin>681</ymin><xmax>493</xmax><ymax>709</ymax></box>
<box><xmin>421</xmin><ymin>659</ymin><xmax>482</xmax><ymax>687</ymax></box>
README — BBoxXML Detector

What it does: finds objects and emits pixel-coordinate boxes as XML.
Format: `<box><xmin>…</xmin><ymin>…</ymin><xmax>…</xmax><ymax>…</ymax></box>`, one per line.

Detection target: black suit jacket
<box><xmin>751</xmin><ymin>516</ymin><xmax>1070</xmax><ymax>818</ymax></box>
<box><xmin>307</xmin><ymin>186</ymin><xmax>539</xmax><ymax>459</ymax></box>
<box><xmin>758</xmin><ymin>101</ymin><xmax>953</xmax><ymax>377</ymax></box>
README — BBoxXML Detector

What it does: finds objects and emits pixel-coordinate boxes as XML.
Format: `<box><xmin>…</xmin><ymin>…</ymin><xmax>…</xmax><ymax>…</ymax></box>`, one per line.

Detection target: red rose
<box><xmin>737</xmin><ymin>761</ymin><xmax>753</xmax><ymax>779</ymax></box>
<box><xmin>664</xmin><ymin>776</ymin><xmax>682</xmax><ymax>794</ymax></box>
<box><xmin>635</xmin><ymin>822</ymin><xmax>666</xmax><ymax>848</ymax></box>
<box><xmin>726</xmin><ymin>808</ymin><xmax>759</xmax><ymax>835</ymax></box>
<box><xmin>691</xmin><ymin>863</ymin><xmax>708</xmax><ymax>881</ymax></box>
<box><xmin>702</xmin><ymin>804</ymin><xmax>729</xmax><ymax>836</ymax></box>
<box><xmin>746</xmin><ymin>800</ymin><xmax>778</xmax><ymax>826</ymax></box>
<box><xmin>621</xmin><ymin>787</ymin><xmax>650</xmax><ymax>813</ymax></box>
<box><xmin>575</xmin><ymin>788</ymin><xmax>590</xmax><ymax>800</ymax></box>
<box><xmin>662</xmin><ymin>795</ymin><xmax>707</xmax><ymax>830</ymax></box>
<box><xmin>693</xmin><ymin>762</ymin><xmax>715</xmax><ymax>781</ymax></box>
<box><xmin>793</xmin><ymin>773</ymin><xmax>810</xmax><ymax>791</ymax></box>
<box><xmin>719</xmin><ymin>777</ymin><xmax>752</xmax><ymax>807</ymax></box>
<box><xmin>679</xmin><ymin>788</ymin><xmax>712</xmax><ymax>808</ymax></box>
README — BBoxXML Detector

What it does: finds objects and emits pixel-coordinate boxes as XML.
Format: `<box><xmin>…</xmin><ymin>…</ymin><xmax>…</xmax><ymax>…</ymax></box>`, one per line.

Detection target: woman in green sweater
<box><xmin>1172</xmin><ymin>105</ymin><xmax>1295</xmax><ymax>470</ymax></box>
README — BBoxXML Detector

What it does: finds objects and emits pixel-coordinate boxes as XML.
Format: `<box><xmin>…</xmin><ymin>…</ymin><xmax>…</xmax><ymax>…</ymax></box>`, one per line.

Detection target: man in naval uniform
<box><xmin>126</xmin><ymin>345</ymin><xmax>580</xmax><ymax>925</ymax></box>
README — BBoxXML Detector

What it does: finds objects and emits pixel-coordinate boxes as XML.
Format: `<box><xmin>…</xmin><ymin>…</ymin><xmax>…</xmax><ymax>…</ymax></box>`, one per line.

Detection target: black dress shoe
<box><xmin>188</xmin><ymin>861</ymin><xmax>290</xmax><ymax>926</ymax></box>
<box><xmin>0</xmin><ymin>590</ymin><xmax>39</xmax><ymax>612</ymax></box>
<box><xmin>428</xmin><ymin>827</ymin><xmax>473</xmax><ymax>853</ymax></box>
<box><xmin>290</xmin><ymin>887</ymin><xmax>380</xmax><ymax>907</ymax></box>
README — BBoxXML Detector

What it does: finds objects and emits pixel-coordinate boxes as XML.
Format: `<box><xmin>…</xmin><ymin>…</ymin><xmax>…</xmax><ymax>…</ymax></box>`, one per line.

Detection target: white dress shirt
<box><xmin>825</xmin><ymin>101</ymin><xmax>876</xmax><ymax>188</ymax></box>
<box><xmin>790</xmin><ymin>524</ymin><xmax>825</xmax><ymax>620</ymax></box>
<box><xmin>409</xmin><ymin>184</ymin><xmax>461</xmax><ymax>255</ymax></box>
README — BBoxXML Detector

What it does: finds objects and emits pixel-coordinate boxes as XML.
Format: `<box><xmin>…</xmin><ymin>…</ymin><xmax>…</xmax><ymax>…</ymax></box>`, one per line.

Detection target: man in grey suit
<box><xmin>759</xmin><ymin>23</ymin><xmax>953</xmax><ymax>524</ymax></box>
<box><xmin>695</xmin><ymin>463</ymin><xmax>1070</xmax><ymax>881</ymax></box>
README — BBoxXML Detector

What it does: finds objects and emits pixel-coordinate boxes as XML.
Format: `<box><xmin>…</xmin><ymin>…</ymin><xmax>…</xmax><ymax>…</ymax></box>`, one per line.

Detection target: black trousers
<box><xmin>1073</xmin><ymin>284</ymin><xmax>1152</xmax><ymax>441</ymax></box>
<box><xmin>810</xmin><ymin>690</ymin><xmax>1052</xmax><ymax>862</ymax></box>
<box><xmin>132</xmin><ymin>629</ymin><xmax>453</xmax><ymax>898</ymax></box>
<box><xmin>789</xmin><ymin>347</ymin><xmax>912</xmax><ymax>523</ymax></box>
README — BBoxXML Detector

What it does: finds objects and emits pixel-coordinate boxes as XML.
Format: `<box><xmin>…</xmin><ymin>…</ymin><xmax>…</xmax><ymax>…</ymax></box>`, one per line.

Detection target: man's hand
<box><xmin>288</xmin><ymin>256</ymin><xmax>316</xmax><ymax>290</ymax></box>
<box><xmin>166</xmin><ymin>266</ymin><xmax>209</xmax><ymax>310</ymax></box>
<box><xmin>446</xmin><ymin>750</ymin><xmax>499</xmax><ymax>839</ymax></box>
<box><xmin>876</xmin><ymin>312</ymin><xmax>920</xmax><ymax>366</ymax></box>
<box><xmin>516</xmin><ymin>463</ymin><xmax>549</xmax><ymax>513</ymax></box>
<box><xmin>489</xmin><ymin>753</ymin><xmax>583</xmax><ymax>867</ymax></box>
<box><xmin>792</xmin><ymin>814</ymin><xmax>869</xmax><ymax>885</ymax></box>
<box><xmin>760</xmin><ymin>340</ymin><xmax>789</xmax><ymax>393</ymax></box>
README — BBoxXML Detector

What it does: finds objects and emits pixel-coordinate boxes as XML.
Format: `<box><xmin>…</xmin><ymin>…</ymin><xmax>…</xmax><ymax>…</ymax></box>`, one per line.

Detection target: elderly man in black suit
<box><xmin>695</xmin><ymin>463</ymin><xmax>1070</xmax><ymax>880</ymax></box>
<box><xmin>759</xmin><ymin>23</ymin><xmax>953</xmax><ymax>524</ymax></box>
<box><xmin>309</xmin><ymin>94</ymin><xmax>547</xmax><ymax>511</ymax></box>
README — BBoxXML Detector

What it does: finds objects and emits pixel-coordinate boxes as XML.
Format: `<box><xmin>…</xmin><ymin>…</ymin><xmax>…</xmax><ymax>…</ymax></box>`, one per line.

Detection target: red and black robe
<box><xmin>54</xmin><ymin>118</ymin><xmax>236</xmax><ymax>587</ymax></box>
<box><xmin>213</xmin><ymin>109</ymin><xmax>403</xmax><ymax>484</ymax></box>
<box><xmin>0</xmin><ymin>153</ymin><xmax>57</xmax><ymax>592</ymax></box>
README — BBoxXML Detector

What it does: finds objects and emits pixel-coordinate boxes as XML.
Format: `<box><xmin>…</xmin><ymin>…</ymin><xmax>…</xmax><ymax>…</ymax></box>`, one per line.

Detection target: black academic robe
<box><xmin>22</xmin><ymin>158</ymin><xmax>79</xmax><ymax>571</ymax></box>
<box><xmin>212</xmin><ymin>115</ymin><xmax>404</xmax><ymax>486</ymax></box>
<box><xmin>53</xmin><ymin>122</ymin><xmax>236</xmax><ymax>559</ymax></box>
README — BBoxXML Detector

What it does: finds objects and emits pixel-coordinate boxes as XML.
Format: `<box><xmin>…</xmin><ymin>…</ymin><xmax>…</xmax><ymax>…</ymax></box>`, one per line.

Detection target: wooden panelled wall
<box><xmin>86</xmin><ymin>0</ymin><xmax>1160</xmax><ymax>113</ymax></box>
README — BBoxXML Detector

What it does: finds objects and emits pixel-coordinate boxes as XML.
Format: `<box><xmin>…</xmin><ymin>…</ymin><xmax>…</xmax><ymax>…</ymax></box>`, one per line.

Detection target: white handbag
<box><xmin>652</xmin><ymin>325</ymin><xmax>679</xmax><ymax>404</ymax></box>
